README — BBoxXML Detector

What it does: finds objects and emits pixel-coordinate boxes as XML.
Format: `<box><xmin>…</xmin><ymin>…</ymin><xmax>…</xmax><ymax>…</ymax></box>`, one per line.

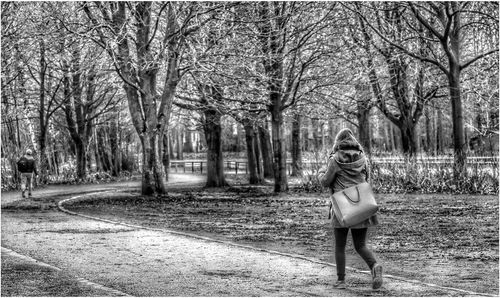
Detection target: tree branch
<box><xmin>353</xmin><ymin>3</ymin><xmax>449</xmax><ymax>75</ymax></box>
<box><xmin>461</xmin><ymin>48</ymin><xmax>499</xmax><ymax>70</ymax></box>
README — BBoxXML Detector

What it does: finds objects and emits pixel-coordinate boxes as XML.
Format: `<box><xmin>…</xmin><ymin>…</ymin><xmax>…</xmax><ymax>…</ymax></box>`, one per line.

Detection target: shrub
<box><xmin>370</xmin><ymin>155</ymin><xmax>498</xmax><ymax>195</ymax></box>
<box><xmin>296</xmin><ymin>154</ymin><xmax>499</xmax><ymax>195</ymax></box>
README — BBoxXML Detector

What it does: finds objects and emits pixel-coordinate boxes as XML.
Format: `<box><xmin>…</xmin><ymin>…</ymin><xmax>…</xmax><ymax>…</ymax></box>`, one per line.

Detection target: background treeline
<box><xmin>1</xmin><ymin>2</ymin><xmax>498</xmax><ymax>194</ymax></box>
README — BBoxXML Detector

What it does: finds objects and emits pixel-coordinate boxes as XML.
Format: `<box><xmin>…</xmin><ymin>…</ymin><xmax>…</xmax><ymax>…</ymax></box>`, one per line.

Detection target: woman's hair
<box><xmin>332</xmin><ymin>128</ymin><xmax>364</xmax><ymax>153</ymax></box>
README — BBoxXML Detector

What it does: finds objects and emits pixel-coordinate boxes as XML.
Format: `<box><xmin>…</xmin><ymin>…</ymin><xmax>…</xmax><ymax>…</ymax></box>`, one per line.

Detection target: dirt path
<box><xmin>1</xmin><ymin>175</ymin><xmax>494</xmax><ymax>296</ymax></box>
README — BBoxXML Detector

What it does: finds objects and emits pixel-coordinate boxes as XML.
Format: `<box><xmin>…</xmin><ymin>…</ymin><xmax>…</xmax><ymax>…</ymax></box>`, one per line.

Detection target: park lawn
<box><xmin>66</xmin><ymin>188</ymin><xmax>499</xmax><ymax>295</ymax></box>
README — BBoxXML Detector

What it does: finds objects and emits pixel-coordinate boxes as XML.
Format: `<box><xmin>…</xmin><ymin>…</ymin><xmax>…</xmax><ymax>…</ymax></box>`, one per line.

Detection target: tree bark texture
<box><xmin>37</xmin><ymin>39</ymin><xmax>50</xmax><ymax>184</ymax></box>
<box><xmin>176</xmin><ymin>127</ymin><xmax>184</xmax><ymax>160</ymax></box>
<box><xmin>163</xmin><ymin>132</ymin><xmax>170</xmax><ymax>180</ymax></box>
<box><xmin>384</xmin><ymin>119</ymin><xmax>393</xmax><ymax>152</ymax></box>
<box><xmin>355</xmin><ymin>85</ymin><xmax>372</xmax><ymax>155</ymax></box>
<box><xmin>258</xmin><ymin>125</ymin><xmax>274</xmax><ymax>179</ymax></box>
<box><xmin>328</xmin><ymin>120</ymin><xmax>336</xmax><ymax>148</ymax></box>
<box><xmin>253</xmin><ymin>128</ymin><xmax>264</xmax><ymax>182</ymax></box>
<box><xmin>392</xmin><ymin>124</ymin><xmax>399</xmax><ymax>152</ymax></box>
<box><xmin>244</xmin><ymin>122</ymin><xmax>261</xmax><ymax>185</ymax></box>
<box><xmin>303</xmin><ymin>118</ymin><xmax>310</xmax><ymax>152</ymax></box>
<box><xmin>436</xmin><ymin>107</ymin><xmax>444</xmax><ymax>154</ymax></box>
<box><xmin>184</xmin><ymin>130</ymin><xmax>194</xmax><ymax>153</ymax></box>
<box><xmin>425</xmin><ymin>105</ymin><xmax>433</xmax><ymax>154</ymax></box>
<box><xmin>446</xmin><ymin>4</ymin><xmax>466</xmax><ymax>177</ymax></box>
<box><xmin>109</xmin><ymin>115</ymin><xmax>120</xmax><ymax>176</ymax></box>
<box><xmin>203</xmin><ymin>108</ymin><xmax>228</xmax><ymax>187</ymax></box>
<box><xmin>270</xmin><ymin>104</ymin><xmax>288</xmax><ymax>192</ymax></box>
<box><xmin>449</xmin><ymin>67</ymin><xmax>466</xmax><ymax>177</ymax></box>
<box><xmin>168</xmin><ymin>132</ymin><xmax>175</xmax><ymax>160</ymax></box>
<box><xmin>291</xmin><ymin>113</ymin><xmax>302</xmax><ymax>177</ymax></box>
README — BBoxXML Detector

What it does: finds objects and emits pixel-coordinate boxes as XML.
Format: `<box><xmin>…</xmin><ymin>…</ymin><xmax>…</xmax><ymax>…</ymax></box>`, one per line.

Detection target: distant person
<box><xmin>318</xmin><ymin>128</ymin><xmax>382</xmax><ymax>290</ymax></box>
<box><xmin>17</xmin><ymin>149</ymin><xmax>38</xmax><ymax>198</ymax></box>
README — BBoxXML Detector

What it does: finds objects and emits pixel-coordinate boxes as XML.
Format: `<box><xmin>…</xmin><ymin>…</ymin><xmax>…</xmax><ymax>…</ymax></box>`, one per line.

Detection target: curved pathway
<box><xmin>1</xmin><ymin>174</ymin><xmax>494</xmax><ymax>296</ymax></box>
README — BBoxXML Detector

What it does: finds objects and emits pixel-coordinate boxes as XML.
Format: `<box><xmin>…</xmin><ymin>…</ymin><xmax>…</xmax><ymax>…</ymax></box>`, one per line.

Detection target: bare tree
<box><xmin>356</xmin><ymin>1</ymin><xmax>499</xmax><ymax>174</ymax></box>
<box><xmin>81</xmin><ymin>2</ymin><xmax>211</xmax><ymax>194</ymax></box>
<box><xmin>61</xmin><ymin>39</ymin><xmax>120</xmax><ymax>180</ymax></box>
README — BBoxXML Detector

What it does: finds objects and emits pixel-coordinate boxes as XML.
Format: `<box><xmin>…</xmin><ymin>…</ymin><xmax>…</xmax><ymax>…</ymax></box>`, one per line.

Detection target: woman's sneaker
<box><xmin>372</xmin><ymin>264</ymin><xmax>383</xmax><ymax>289</ymax></box>
<box><xmin>333</xmin><ymin>280</ymin><xmax>346</xmax><ymax>289</ymax></box>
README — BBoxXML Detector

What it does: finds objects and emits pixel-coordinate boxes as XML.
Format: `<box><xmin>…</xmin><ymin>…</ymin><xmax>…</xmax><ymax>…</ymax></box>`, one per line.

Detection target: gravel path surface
<box><xmin>1</xmin><ymin>174</ymin><xmax>493</xmax><ymax>296</ymax></box>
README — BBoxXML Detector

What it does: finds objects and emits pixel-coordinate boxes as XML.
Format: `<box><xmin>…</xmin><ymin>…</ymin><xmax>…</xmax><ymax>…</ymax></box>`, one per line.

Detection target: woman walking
<box><xmin>318</xmin><ymin>128</ymin><xmax>382</xmax><ymax>290</ymax></box>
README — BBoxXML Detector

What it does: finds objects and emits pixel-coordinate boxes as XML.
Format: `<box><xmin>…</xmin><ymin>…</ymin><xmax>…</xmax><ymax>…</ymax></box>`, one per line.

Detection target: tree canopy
<box><xmin>2</xmin><ymin>1</ymin><xmax>498</xmax><ymax>193</ymax></box>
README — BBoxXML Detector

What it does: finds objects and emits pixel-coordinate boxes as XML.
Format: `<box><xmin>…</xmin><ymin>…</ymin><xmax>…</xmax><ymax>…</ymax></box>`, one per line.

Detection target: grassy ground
<box><xmin>65</xmin><ymin>186</ymin><xmax>499</xmax><ymax>295</ymax></box>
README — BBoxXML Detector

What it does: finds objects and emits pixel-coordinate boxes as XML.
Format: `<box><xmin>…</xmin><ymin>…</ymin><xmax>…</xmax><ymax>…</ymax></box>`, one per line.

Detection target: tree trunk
<box><xmin>356</xmin><ymin>85</ymin><xmax>372</xmax><ymax>155</ymax></box>
<box><xmin>184</xmin><ymin>130</ymin><xmax>194</xmax><ymax>153</ymax></box>
<box><xmin>177</xmin><ymin>127</ymin><xmax>184</xmax><ymax>160</ymax></box>
<box><xmin>425</xmin><ymin>104</ymin><xmax>433</xmax><ymax>155</ymax></box>
<box><xmin>400</xmin><ymin>122</ymin><xmax>418</xmax><ymax>156</ymax></box>
<box><xmin>115</xmin><ymin>114</ymin><xmax>122</xmax><ymax>175</ymax></box>
<box><xmin>140</xmin><ymin>133</ymin><xmax>155</xmax><ymax>195</ymax></box>
<box><xmin>235</xmin><ymin>125</ymin><xmax>242</xmax><ymax>152</ymax></box>
<box><xmin>271</xmin><ymin>104</ymin><xmax>288</xmax><ymax>192</ymax></box>
<box><xmin>36</xmin><ymin>125</ymin><xmax>50</xmax><ymax>184</ymax></box>
<box><xmin>122</xmin><ymin>82</ymin><xmax>155</xmax><ymax>194</ymax></box>
<box><xmin>436</xmin><ymin>106</ymin><xmax>444</xmax><ymax>154</ymax></box>
<box><xmin>258</xmin><ymin>125</ymin><xmax>274</xmax><ymax>179</ymax></box>
<box><xmin>163</xmin><ymin>132</ymin><xmax>170</xmax><ymax>180</ymax></box>
<box><xmin>489</xmin><ymin>99</ymin><xmax>499</xmax><ymax>130</ymax></box>
<box><xmin>52</xmin><ymin>142</ymin><xmax>60</xmax><ymax>176</ymax></box>
<box><xmin>94</xmin><ymin>126</ymin><xmax>102</xmax><ymax>172</ymax></box>
<box><xmin>328</xmin><ymin>120</ymin><xmax>335</xmax><ymax>148</ymax></box>
<box><xmin>291</xmin><ymin>113</ymin><xmax>302</xmax><ymax>177</ymax></box>
<box><xmin>253</xmin><ymin>128</ymin><xmax>264</xmax><ymax>182</ymax></box>
<box><xmin>383</xmin><ymin>119</ymin><xmax>392</xmax><ymax>152</ymax></box>
<box><xmin>303</xmin><ymin>118</ymin><xmax>310</xmax><ymax>152</ymax></box>
<box><xmin>97</xmin><ymin>128</ymin><xmax>109</xmax><ymax>171</ymax></box>
<box><xmin>151</xmin><ymin>131</ymin><xmax>168</xmax><ymax>193</ymax></box>
<box><xmin>203</xmin><ymin>108</ymin><xmax>228</xmax><ymax>187</ymax></box>
<box><xmin>392</xmin><ymin>124</ymin><xmax>399</xmax><ymax>152</ymax></box>
<box><xmin>168</xmin><ymin>132</ymin><xmax>175</xmax><ymax>160</ymax></box>
<box><xmin>140</xmin><ymin>81</ymin><xmax>168</xmax><ymax>194</ymax></box>
<box><xmin>105</xmin><ymin>131</ymin><xmax>114</xmax><ymax>174</ymax></box>
<box><xmin>449</xmin><ymin>67</ymin><xmax>466</xmax><ymax>177</ymax></box>
<box><xmin>37</xmin><ymin>39</ymin><xmax>49</xmax><ymax>184</ymax></box>
<box><xmin>357</xmin><ymin>111</ymin><xmax>371</xmax><ymax>155</ymax></box>
<box><xmin>109</xmin><ymin>116</ymin><xmax>119</xmax><ymax>177</ymax></box>
<box><xmin>72</xmin><ymin>138</ymin><xmax>86</xmax><ymax>180</ymax></box>
<box><xmin>244</xmin><ymin>122</ymin><xmax>261</xmax><ymax>184</ymax></box>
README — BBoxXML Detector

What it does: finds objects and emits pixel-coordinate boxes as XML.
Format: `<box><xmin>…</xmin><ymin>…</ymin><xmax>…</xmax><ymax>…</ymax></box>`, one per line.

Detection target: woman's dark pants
<box><xmin>334</xmin><ymin>227</ymin><xmax>377</xmax><ymax>281</ymax></box>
